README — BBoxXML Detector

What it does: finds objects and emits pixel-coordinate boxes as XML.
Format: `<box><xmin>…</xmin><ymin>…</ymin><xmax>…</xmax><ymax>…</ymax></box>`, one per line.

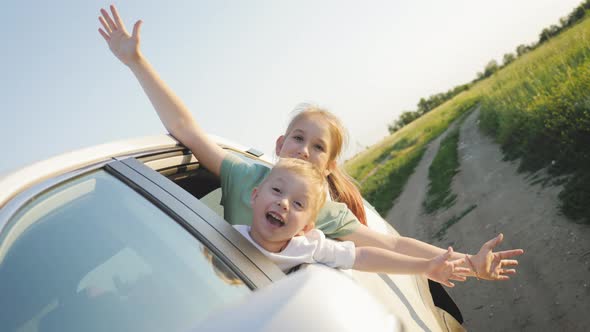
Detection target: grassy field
<box><xmin>346</xmin><ymin>15</ymin><xmax>590</xmax><ymax>222</ymax></box>
<box><xmin>345</xmin><ymin>96</ymin><xmax>478</xmax><ymax>216</ymax></box>
<box><xmin>477</xmin><ymin>16</ymin><xmax>590</xmax><ymax>223</ymax></box>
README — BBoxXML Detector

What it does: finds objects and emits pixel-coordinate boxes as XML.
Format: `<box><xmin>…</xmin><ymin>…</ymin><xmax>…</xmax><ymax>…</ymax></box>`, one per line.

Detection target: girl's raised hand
<box><xmin>426</xmin><ymin>247</ymin><xmax>469</xmax><ymax>288</ymax></box>
<box><xmin>98</xmin><ymin>5</ymin><xmax>143</xmax><ymax>66</ymax></box>
<box><xmin>470</xmin><ymin>233</ymin><xmax>524</xmax><ymax>281</ymax></box>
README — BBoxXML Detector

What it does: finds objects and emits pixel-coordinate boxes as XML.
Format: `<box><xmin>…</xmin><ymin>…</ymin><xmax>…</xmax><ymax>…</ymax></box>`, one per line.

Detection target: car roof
<box><xmin>0</xmin><ymin>134</ymin><xmax>262</xmax><ymax>208</ymax></box>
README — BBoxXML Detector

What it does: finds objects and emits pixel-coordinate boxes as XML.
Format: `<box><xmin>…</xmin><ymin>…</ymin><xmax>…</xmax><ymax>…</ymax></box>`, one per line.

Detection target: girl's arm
<box><xmin>341</xmin><ymin>225</ymin><xmax>466</xmax><ymax>259</ymax></box>
<box><xmin>341</xmin><ymin>226</ymin><xmax>523</xmax><ymax>280</ymax></box>
<box><xmin>353</xmin><ymin>246</ymin><xmax>469</xmax><ymax>287</ymax></box>
<box><xmin>98</xmin><ymin>5</ymin><xmax>226</xmax><ymax>176</ymax></box>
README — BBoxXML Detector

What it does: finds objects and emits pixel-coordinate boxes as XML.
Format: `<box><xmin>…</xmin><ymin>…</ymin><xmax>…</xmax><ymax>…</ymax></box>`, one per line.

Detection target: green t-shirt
<box><xmin>220</xmin><ymin>154</ymin><xmax>360</xmax><ymax>238</ymax></box>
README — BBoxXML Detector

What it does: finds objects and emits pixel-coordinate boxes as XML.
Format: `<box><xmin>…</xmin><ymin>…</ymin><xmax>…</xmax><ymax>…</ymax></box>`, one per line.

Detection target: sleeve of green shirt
<box><xmin>219</xmin><ymin>153</ymin><xmax>270</xmax><ymax>225</ymax></box>
<box><xmin>219</xmin><ymin>153</ymin><xmax>248</xmax><ymax>207</ymax></box>
<box><xmin>315</xmin><ymin>200</ymin><xmax>361</xmax><ymax>239</ymax></box>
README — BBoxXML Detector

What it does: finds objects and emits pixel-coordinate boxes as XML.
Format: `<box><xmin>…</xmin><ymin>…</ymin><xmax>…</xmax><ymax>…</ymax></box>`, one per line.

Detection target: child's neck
<box><xmin>248</xmin><ymin>228</ymin><xmax>290</xmax><ymax>253</ymax></box>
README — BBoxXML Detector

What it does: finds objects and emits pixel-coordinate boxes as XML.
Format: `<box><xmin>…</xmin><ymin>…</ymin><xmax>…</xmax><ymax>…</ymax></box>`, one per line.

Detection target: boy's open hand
<box><xmin>470</xmin><ymin>233</ymin><xmax>524</xmax><ymax>281</ymax></box>
<box><xmin>426</xmin><ymin>247</ymin><xmax>469</xmax><ymax>287</ymax></box>
<box><xmin>98</xmin><ymin>5</ymin><xmax>143</xmax><ymax>66</ymax></box>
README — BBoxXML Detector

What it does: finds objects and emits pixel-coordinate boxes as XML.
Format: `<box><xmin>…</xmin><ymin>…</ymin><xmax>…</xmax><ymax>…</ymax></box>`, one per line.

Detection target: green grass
<box><xmin>476</xmin><ymin>15</ymin><xmax>590</xmax><ymax>223</ymax></box>
<box><xmin>359</xmin><ymin>147</ymin><xmax>426</xmax><ymax>215</ymax></box>
<box><xmin>423</xmin><ymin>128</ymin><xmax>460</xmax><ymax>214</ymax></box>
<box><xmin>356</xmin><ymin>137</ymin><xmax>418</xmax><ymax>183</ymax></box>
<box><xmin>423</xmin><ymin>110</ymin><xmax>472</xmax><ymax>214</ymax></box>
<box><xmin>345</xmin><ymin>96</ymin><xmax>479</xmax><ymax>216</ymax></box>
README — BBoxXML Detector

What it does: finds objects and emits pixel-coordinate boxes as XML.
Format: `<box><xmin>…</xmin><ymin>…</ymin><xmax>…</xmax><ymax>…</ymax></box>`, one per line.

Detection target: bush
<box><xmin>477</xmin><ymin>17</ymin><xmax>590</xmax><ymax>222</ymax></box>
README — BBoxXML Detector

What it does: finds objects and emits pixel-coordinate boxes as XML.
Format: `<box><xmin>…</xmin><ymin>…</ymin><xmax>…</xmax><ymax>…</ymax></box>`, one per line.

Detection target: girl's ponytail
<box><xmin>327</xmin><ymin>166</ymin><xmax>368</xmax><ymax>226</ymax></box>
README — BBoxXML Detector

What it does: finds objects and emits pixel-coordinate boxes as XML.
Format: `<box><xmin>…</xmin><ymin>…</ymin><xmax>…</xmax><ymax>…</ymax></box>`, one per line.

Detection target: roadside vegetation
<box><xmin>347</xmin><ymin>1</ymin><xmax>590</xmax><ymax>222</ymax></box>
<box><xmin>478</xmin><ymin>15</ymin><xmax>590</xmax><ymax>223</ymax></box>
<box><xmin>345</xmin><ymin>97</ymin><xmax>478</xmax><ymax>216</ymax></box>
<box><xmin>423</xmin><ymin>128</ymin><xmax>461</xmax><ymax>214</ymax></box>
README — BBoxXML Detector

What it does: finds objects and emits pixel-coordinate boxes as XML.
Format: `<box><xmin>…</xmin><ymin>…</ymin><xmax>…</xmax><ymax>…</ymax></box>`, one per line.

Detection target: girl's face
<box><xmin>275</xmin><ymin>115</ymin><xmax>336</xmax><ymax>175</ymax></box>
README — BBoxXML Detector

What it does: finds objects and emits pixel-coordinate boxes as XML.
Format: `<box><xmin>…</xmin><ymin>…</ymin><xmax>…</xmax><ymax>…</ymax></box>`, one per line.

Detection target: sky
<box><xmin>0</xmin><ymin>0</ymin><xmax>583</xmax><ymax>175</ymax></box>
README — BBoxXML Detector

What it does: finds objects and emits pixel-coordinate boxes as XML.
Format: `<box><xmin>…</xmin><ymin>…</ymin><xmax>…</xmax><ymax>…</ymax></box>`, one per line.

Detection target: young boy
<box><xmin>234</xmin><ymin>158</ymin><xmax>469</xmax><ymax>287</ymax></box>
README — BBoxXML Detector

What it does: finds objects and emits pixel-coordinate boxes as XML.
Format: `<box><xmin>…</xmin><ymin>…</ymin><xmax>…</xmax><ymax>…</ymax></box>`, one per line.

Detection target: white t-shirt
<box><xmin>234</xmin><ymin>225</ymin><xmax>356</xmax><ymax>272</ymax></box>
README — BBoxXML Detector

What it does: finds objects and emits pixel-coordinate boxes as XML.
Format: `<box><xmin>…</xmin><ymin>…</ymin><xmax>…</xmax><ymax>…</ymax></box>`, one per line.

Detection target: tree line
<box><xmin>388</xmin><ymin>0</ymin><xmax>590</xmax><ymax>134</ymax></box>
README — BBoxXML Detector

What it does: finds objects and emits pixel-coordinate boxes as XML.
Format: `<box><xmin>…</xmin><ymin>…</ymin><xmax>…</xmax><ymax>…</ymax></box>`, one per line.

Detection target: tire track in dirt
<box><xmin>384</xmin><ymin>113</ymin><xmax>463</xmax><ymax>240</ymax></box>
<box><xmin>386</xmin><ymin>108</ymin><xmax>590</xmax><ymax>331</ymax></box>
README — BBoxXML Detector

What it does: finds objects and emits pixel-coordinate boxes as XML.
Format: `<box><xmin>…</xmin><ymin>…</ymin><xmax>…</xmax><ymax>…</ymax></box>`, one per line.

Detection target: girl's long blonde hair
<box><xmin>285</xmin><ymin>103</ymin><xmax>367</xmax><ymax>226</ymax></box>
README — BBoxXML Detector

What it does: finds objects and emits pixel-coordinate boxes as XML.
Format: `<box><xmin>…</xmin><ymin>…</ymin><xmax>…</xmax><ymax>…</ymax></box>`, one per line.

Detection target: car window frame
<box><xmin>0</xmin><ymin>156</ymin><xmax>282</xmax><ymax>292</ymax></box>
<box><xmin>134</xmin><ymin>148</ymin><xmax>285</xmax><ymax>280</ymax></box>
<box><xmin>106</xmin><ymin>157</ymin><xmax>285</xmax><ymax>288</ymax></box>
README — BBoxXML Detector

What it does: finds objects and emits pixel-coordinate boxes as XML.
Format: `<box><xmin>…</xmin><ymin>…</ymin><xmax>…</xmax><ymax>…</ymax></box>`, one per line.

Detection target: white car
<box><xmin>0</xmin><ymin>135</ymin><xmax>464</xmax><ymax>332</ymax></box>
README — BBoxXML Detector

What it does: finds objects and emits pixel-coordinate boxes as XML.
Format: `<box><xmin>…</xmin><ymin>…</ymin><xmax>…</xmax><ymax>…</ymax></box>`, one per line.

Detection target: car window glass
<box><xmin>0</xmin><ymin>170</ymin><xmax>249</xmax><ymax>332</ymax></box>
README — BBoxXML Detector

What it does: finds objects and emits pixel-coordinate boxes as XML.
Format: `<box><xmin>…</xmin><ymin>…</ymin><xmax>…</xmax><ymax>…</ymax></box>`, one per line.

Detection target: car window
<box><xmin>136</xmin><ymin>152</ymin><xmax>286</xmax><ymax>284</ymax></box>
<box><xmin>0</xmin><ymin>170</ymin><xmax>250</xmax><ymax>332</ymax></box>
<box><xmin>151</xmin><ymin>150</ymin><xmax>272</xmax><ymax>219</ymax></box>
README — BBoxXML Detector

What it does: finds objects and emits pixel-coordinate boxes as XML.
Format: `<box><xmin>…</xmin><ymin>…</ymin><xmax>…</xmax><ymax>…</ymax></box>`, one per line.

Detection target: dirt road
<box><xmin>385</xmin><ymin>108</ymin><xmax>590</xmax><ymax>331</ymax></box>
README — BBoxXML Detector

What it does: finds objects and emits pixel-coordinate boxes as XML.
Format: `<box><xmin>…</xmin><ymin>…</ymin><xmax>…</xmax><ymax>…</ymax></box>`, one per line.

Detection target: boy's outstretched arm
<box><xmin>341</xmin><ymin>227</ymin><xmax>523</xmax><ymax>281</ymax></box>
<box><xmin>352</xmin><ymin>246</ymin><xmax>469</xmax><ymax>287</ymax></box>
<box><xmin>98</xmin><ymin>5</ymin><xmax>226</xmax><ymax>176</ymax></box>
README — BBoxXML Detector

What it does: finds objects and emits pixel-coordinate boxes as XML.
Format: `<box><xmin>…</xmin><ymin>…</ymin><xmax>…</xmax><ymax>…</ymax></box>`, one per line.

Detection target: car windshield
<box><xmin>0</xmin><ymin>170</ymin><xmax>250</xmax><ymax>332</ymax></box>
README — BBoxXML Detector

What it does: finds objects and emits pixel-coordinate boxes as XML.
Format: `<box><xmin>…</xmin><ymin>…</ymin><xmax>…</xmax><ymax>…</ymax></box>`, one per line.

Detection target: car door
<box><xmin>0</xmin><ymin>154</ymin><xmax>282</xmax><ymax>332</ymax></box>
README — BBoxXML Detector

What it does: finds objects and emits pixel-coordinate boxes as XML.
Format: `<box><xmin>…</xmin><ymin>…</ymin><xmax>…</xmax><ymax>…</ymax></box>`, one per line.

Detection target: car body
<box><xmin>0</xmin><ymin>134</ymin><xmax>463</xmax><ymax>332</ymax></box>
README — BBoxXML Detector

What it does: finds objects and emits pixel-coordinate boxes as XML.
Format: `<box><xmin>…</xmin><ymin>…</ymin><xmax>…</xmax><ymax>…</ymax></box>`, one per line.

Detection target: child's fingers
<box><xmin>132</xmin><ymin>20</ymin><xmax>143</xmax><ymax>39</ymax></box>
<box><xmin>454</xmin><ymin>267</ymin><xmax>471</xmax><ymax>274</ymax></box>
<box><xmin>501</xmin><ymin>259</ymin><xmax>519</xmax><ymax>266</ymax></box>
<box><xmin>484</xmin><ymin>233</ymin><xmax>503</xmax><ymax>251</ymax></box>
<box><xmin>442</xmin><ymin>246</ymin><xmax>453</xmax><ymax>260</ymax></box>
<box><xmin>450</xmin><ymin>275</ymin><xmax>467</xmax><ymax>282</ymax></box>
<box><xmin>99</xmin><ymin>16</ymin><xmax>112</xmax><ymax>34</ymax></box>
<box><xmin>498</xmin><ymin>249</ymin><xmax>524</xmax><ymax>259</ymax></box>
<box><xmin>98</xmin><ymin>28</ymin><xmax>110</xmax><ymax>41</ymax></box>
<box><xmin>110</xmin><ymin>5</ymin><xmax>126</xmax><ymax>31</ymax></box>
<box><xmin>100</xmin><ymin>8</ymin><xmax>118</xmax><ymax>31</ymax></box>
<box><xmin>432</xmin><ymin>247</ymin><xmax>452</xmax><ymax>264</ymax></box>
<box><xmin>501</xmin><ymin>269</ymin><xmax>517</xmax><ymax>275</ymax></box>
<box><xmin>451</xmin><ymin>257</ymin><xmax>466</xmax><ymax>266</ymax></box>
<box><xmin>443</xmin><ymin>280</ymin><xmax>455</xmax><ymax>288</ymax></box>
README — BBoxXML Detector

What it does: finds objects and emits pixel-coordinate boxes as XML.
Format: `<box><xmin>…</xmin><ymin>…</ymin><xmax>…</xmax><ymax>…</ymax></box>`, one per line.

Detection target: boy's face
<box><xmin>249</xmin><ymin>168</ymin><xmax>318</xmax><ymax>253</ymax></box>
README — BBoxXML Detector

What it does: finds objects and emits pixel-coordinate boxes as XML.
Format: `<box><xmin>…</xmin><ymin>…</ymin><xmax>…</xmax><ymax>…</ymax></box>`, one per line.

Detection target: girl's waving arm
<box><xmin>341</xmin><ymin>226</ymin><xmax>523</xmax><ymax>281</ymax></box>
<box><xmin>98</xmin><ymin>5</ymin><xmax>226</xmax><ymax>176</ymax></box>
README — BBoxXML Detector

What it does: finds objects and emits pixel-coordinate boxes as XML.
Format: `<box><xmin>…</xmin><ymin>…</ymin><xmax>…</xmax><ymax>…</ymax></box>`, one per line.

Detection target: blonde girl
<box><xmin>98</xmin><ymin>5</ymin><xmax>523</xmax><ymax>281</ymax></box>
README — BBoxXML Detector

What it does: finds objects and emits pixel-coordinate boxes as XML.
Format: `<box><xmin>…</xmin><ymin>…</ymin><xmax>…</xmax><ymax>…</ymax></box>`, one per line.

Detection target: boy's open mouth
<box><xmin>266</xmin><ymin>211</ymin><xmax>285</xmax><ymax>227</ymax></box>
